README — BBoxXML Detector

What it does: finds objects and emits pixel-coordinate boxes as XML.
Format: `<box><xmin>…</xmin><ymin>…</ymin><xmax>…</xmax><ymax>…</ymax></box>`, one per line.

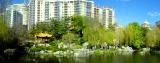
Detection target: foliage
<box><xmin>29</xmin><ymin>16</ymin><xmax>160</xmax><ymax>50</ymax></box>
<box><xmin>0</xmin><ymin>16</ymin><xmax>10</xmax><ymax>41</ymax></box>
<box><xmin>29</xmin><ymin>46</ymin><xmax>52</xmax><ymax>52</ymax></box>
<box><xmin>73</xmin><ymin>44</ymin><xmax>83</xmax><ymax>49</ymax></box>
<box><xmin>83</xmin><ymin>19</ymin><xmax>115</xmax><ymax>46</ymax></box>
<box><xmin>94</xmin><ymin>49</ymin><xmax>104</xmax><ymax>55</ymax></box>
<box><xmin>146</xmin><ymin>27</ymin><xmax>160</xmax><ymax>48</ymax></box>
<box><xmin>123</xmin><ymin>22</ymin><xmax>144</xmax><ymax>49</ymax></box>
<box><xmin>70</xmin><ymin>16</ymin><xmax>86</xmax><ymax>37</ymax></box>
<box><xmin>50</xmin><ymin>18</ymin><xmax>70</xmax><ymax>39</ymax></box>
<box><xmin>30</xmin><ymin>22</ymin><xmax>50</xmax><ymax>35</ymax></box>
<box><xmin>30</xmin><ymin>18</ymin><xmax>70</xmax><ymax>39</ymax></box>
<box><xmin>62</xmin><ymin>32</ymin><xmax>78</xmax><ymax>44</ymax></box>
<box><xmin>49</xmin><ymin>40</ymin><xmax>60</xmax><ymax>47</ymax></box>
<box><xmin>0</xmin><ymin>15</ymin><xmax>19</xmax><ymax>54</ymax></box>
<box><xmin>104</xmin><ymin>48</ymin><xmax>118</xmax><ymax>55</ymax></box>
<box><xmin>116</xmin><ymin>28</ymin><xmax>125</xmax><ymax>45</ymax></box>
<box><xmin>132</xmin><ymin>40</ymin><xmax>144</xmax><ymax>49</ymax></box>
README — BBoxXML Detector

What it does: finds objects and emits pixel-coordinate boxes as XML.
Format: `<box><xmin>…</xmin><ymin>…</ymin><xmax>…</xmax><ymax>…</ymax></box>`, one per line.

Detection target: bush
<box><xmin>29</xmin><ymin>45</ymin><xmax>53</xmax><ymax>52</ymax></box>
<box><xmin>49</xmin><ymin>40</ymin><xmax>60</xmax><ymax>47</ymax></box>
<box><xmin>62</xmin><ymin>32</ymin><xmax>78</xmax><ymax>44</ymax></box>
<box><xmin>94</xmin><ymin>49</ymin><xmax>103</xmax><ymax>55</ymax></box>
<box><xmin>74</xmin><ymin>45</ymin><xmax>83</xmax><ymax>49</ymax></box>
<box><xmin>132</xmin><ymin>40</ymin><xmax>144</xmax><ymax>49</ymax></box>
<box><xmin>104</xmin><ymin>48</ymin><xmax>118</xmax><ymax>55</ymax></box>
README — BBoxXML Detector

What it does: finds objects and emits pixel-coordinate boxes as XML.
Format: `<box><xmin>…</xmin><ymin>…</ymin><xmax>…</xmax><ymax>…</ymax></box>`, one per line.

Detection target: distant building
<box><xmin>94</xmin><ymin>7</ymin><xmax>115</xmax><ymax>28</ymax></box>
<box><xmin>142</xmin><ymin>21</ymin><xmax>151</xmax><ymax>29</ymax></box>
<box><xmin>6</xmin><ymin>4</ymin><xmax>28</xmax><ymax>30</ymax></box>
<box><xmin>28</xmin><ymin>0</ymin><xmax>115</xmax><ymax>29</ymax></box>
<box><xmin>156</xmin><ymin>21</ymin><xmax>160</xmax><ymax>28</ymax></box>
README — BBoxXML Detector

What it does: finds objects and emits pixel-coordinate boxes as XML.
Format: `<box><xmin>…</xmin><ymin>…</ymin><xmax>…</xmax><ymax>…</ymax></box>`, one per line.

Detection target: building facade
<box><xmin>156</xmin><ymin>21</ymin><xmax>160</xmax><ymax>28</ymax></box>
<box><xmin>6</xmin><ymin>4</ymin><xmax>28</xmax><ymax>29</ymax></box>
<box><xmin>142</xmin><ymin>21</ymin><xmax>151</xmax><ymax>30</ymax></box>
<box><xmin>28</xmin><ymin>0</ymin><xmax>115</xmax><ymax>29</ymax></box>
<box><xmin>94</xmin><ymin>7</ymin><xmax>115</xmax><ymax>28</ymax></box>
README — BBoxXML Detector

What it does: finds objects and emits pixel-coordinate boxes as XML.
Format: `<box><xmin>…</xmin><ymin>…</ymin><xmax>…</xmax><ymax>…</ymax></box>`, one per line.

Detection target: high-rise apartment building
<box><xmin>28</xmin><ymin>0</ymin><xmax>115</xmax><ymax>29</ymax></box>
<box><xmin>156</xmin><ymin>21</ymin><xmax>160</xmax><ymax>28</ymax></box>
<box><xmin>94</xmin><ymin>7</ymin><xmax>115</xmax><ymax>28</ymax></box>
<box><xmin>142</xmin><ymin>21</ymin><xmax>151</xmax><ymax>29</ymax></box>
<box><xmin>6</xmin><ymin>4</ymin><xmax>28</xmax><ymax>28</ymax></box>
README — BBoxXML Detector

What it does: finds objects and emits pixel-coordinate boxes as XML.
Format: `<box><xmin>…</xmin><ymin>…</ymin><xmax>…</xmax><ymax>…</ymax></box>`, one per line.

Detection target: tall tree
<box><xmin>0</xmin><ymin>16</ymin><xmax>18</xmax><ymax>54</ymax></box>
<box><xmin>83</xmin><ymin>19</ymin><xmax>115</xmax><ymax>46</ymax></box>
<box><xmin>30</xmin><ymin>22</ymin><xmax>50</xmax><ymax>36</ymax></box>
<box><xmin>146</xmin><ymin>27</ymin><xmax>160</xmax><ymax>48</ymax></box>
<box><xmin>116</xmin><ymin>28</ymin><xmax>125</xmax><ymax>46</ymax></box>
<box><xmin>50</xmin><ymin>18</ymin><xmax>70</xmax><ymax>39</ymax></box>
<box><xmin>70</xmin><ymin>16</ymin><xmax>86</xmax><ymax>37</ymax></box>
<box><xmin>124</xmin><ymin>22</ymin><xmax>144</xmax><ymax>49</ymax></box>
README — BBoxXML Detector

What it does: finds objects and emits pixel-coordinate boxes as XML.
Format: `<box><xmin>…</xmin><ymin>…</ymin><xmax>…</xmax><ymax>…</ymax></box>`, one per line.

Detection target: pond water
<box><xmin>9</xmin><ymin>52</ymin><xmax>160</xmax><ymax>63</ymax></box>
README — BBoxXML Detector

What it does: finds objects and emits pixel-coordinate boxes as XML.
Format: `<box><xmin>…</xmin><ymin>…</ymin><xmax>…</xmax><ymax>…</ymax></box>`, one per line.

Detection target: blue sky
<box><xmin>13</xmin><ymin>0</ymin><xmax>160</xmax><ymax>26</ymax></box>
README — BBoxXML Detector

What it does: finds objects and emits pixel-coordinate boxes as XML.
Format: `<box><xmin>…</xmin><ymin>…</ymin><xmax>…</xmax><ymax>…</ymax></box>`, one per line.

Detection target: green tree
<box><xmin>0</xmin><ymin>16</ymin><xmax>18</xmax><ymax>54</ymax></box>
<box><xmin>70</xmin><ymin>16</ymin><xmax>86</xmax><ymax>37</ymax></box>
<box><xmin>0</xmin><ymin>16</ymin><xmax>9</xmax><ymax>40</ymax></box>
<box><xmin>116</xmin><ymin>28</ymin><xmax>125</xmax><ymax>46</ymax></box>
<box><xmin>62</xmin><ymin>32</ymin><xmax>77</xmax><ymax>44</ymax></box>
<box><xmin>124</xmin><ymin>22</ymin><xmax>144</xmax><ymax>49</ymax></box>
<box><xmin>30</xmin><ymin>22</ymin><xmax>50</xmax><ymax>35</ymax></box>
<box><xmin>83</xmin><ymin>19</ymin><xmax>115</xmax><ymax>46</ymax></box>
<box><xmin>146</xmin><ymin>27</ymin><xmax>160</xmax><ymax>48</ymax></box>
<box><xmin>61</xmin><ymin>32</ymin><xmax>78</xmax><ymax>48</ymax></box>
<box><xmin>29</xmin><ymin>17</ymin><xmax>70</xmax><ymax>39</ymax></box>
<box><xmin>50</xmin><ymin>18</ymin><xmax>70</xmax><ymax>39</ymax></box>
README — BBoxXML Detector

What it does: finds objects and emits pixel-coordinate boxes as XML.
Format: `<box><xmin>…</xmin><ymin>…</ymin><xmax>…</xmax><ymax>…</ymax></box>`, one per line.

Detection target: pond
<box><xmin>5</xmin><ymin>52</ymin><xmax>160</xmax><ymax>63</ymax></box>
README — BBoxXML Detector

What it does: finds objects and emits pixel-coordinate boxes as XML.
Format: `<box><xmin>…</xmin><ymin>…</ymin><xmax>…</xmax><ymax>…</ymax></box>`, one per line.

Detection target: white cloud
<box><xmin>148</xmin><ymin>12</ymin><xmax>160</xmax><ymax>17</ymax></box>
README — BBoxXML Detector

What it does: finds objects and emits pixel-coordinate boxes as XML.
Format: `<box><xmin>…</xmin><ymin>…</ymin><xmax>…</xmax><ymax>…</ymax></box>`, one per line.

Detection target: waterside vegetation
<box><xmin>1</xmin><ymin>16</ymin><xmax>160</xmax><ymax>59</ymax></box>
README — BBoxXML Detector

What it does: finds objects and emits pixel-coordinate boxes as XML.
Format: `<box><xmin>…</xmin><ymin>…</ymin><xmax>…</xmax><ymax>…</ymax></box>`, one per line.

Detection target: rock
<box><xmin>40</xmin><ymin>50</ymin><xmax>45</xmax><ymax>54</ymax></box>
<box><xmin>58</xmin><ymin>42</ymin><xmax>64</xmax><ymax>48</ymax></box>
<box><xmin>38</xmin><ymin>44</ymin><xmax>45</xmax><ymax>46</ymax></box>
<box><xmin>4</xmin><ymin>49</ymin><xmax>16</xmax><ymax>56</ymax></box>
<box><xmin>45</xmin><ymin>44</ymin><xmax>50</xmax><ymax>47</ymax></box>
<box><xmin>142</xmin><ymin>48</ymin><xmax>150</xmax><ymax>52</ymax></box>
<box><xmin>83</xmin><ymin>42</ymin><xmax>89</xmax><ymax>49</ymax></box>
<box><xmin>53</xmin><ymin>51</ymin><xmax>64</xmax><ymax>57</ymax></box>
<box><xmin>139</xmin><ymin>48</ymin><xmax>150</xmax><ymax>55</ymax></box>
<box><xmin>73</xmin><ymin>49</ymin><xmax>90</xmax><ymax>57</ymax></box>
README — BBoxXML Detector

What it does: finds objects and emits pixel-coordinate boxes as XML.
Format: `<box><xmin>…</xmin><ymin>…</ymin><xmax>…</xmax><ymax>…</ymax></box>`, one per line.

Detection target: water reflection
<box><xmin>1</xmin><ymin>52</ymin><xmax>160</xmax><ymax>63</ymax></box>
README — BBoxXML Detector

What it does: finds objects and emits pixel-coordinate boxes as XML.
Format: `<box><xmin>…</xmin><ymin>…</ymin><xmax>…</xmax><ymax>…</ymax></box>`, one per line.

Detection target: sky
<box><xmin>13</xmin><ymin>0</ymin><xmax>160</xmax><ymax>26</ymax></box>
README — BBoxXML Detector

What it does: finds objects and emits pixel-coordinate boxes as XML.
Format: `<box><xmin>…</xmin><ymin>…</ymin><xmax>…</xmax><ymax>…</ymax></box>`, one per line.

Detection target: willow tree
<box><xmin>83</xmin><ymin>19</ymin><xmax>115</xmax><ymax>46</ymax></box>
<box><xmin>116</xmin><ymin>28</ymin><xmax>125</xmax><ymax>46</ymax></box>
<box><xmin>124</xmin><ymin>22</ymin><xmax>144</xmax><ymax>49</ymax></box>
<box><xmin>62</xmin><ymin>32</ymin><xmax>78</xmax><ymax>48</ymax></box>
<box><xmin>146</xmin><ymin>27</ymin><xmax>160</xmax><ymax>48</ymax></box>
<box><xmin>0</xmin><ymin>16</ymin><xmax>10</xmax><ymax>42</ymax></box>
